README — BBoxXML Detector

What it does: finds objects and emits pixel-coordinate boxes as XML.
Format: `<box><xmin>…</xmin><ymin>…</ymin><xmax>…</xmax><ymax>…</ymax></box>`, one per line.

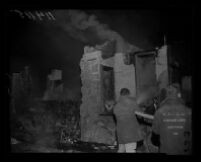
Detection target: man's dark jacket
<box><xmin>114</xmin><ymin>96</ymin><xmax>143</xmax><ymax>144</ymax></box>
<box><xmin>152</xmin><ymin>96</ymin><xmax>192</xmax><ymax>155</ymax></box>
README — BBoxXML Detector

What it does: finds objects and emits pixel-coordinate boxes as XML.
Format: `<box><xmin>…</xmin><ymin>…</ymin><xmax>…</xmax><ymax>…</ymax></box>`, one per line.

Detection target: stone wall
<box><xmin>11</xmin><ymin>67</ymin><xmax>33</xmax><ymax>115</ymax></box>
<box><xmin>43</xmin><ymin>69</ymin><xmax>65</xmax><ymax>101</ymax></box>
<box><xmin>79</xmin><ymin>45</ymin><xmax>168</xmax><ymax>145</ymax></box>
<box><xmin>155</xmin><ymin>45</ymin><xmax>169</xmax><ymax>90</ymax></box>
<box><xmin>80</xmin><ymin>49</ymin><xmax>116</xmax><ymax>145</ymax></box>
<box><xmin>114</xmin><ymin>53</ymin><xmax>136</xmax><ymax>100</ymax></box>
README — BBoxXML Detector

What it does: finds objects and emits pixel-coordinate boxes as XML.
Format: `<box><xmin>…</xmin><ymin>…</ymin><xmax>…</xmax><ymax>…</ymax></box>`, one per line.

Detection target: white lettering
<box><xmin>173</xmin><ymin>132</ymin><xmax>179</xmax><ymax>135</ymax></box>
<box><xmin>167</xmin><ymin>125</ymin><xmax>184</xmax><ymax>129</ymax></box>
<box><xmin>163</xmin><ymin>118</ymin><xmax>186</xmax><ymax>122</ymax></box>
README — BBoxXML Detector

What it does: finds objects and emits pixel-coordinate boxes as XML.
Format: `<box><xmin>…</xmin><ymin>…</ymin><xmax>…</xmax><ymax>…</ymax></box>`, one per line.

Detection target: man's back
<box><xmin>114</xmin><ymin>96</ymin><xmax>143</xmax><ymax>144</ymax></box>
<box><xmin>152</xmin><ymin>97</ymin><xmax>192</xmax><ymax>154</ymax></box>
<box><xmin>114</xmin><ymin>96</ymin><xmax>138</xmax><ymax>117</ymax></box>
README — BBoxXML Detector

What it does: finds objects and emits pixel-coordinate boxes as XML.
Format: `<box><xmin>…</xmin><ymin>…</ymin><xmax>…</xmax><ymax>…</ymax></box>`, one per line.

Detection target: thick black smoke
<box><xmin>51</xmin><ymin>10</ymin><xmax>138</xmax><ymax>53</ymax></box>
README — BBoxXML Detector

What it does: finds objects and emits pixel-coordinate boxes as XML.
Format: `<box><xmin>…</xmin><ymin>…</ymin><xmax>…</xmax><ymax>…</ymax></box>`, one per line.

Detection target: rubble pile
<box><xmin>11</xmin><ymin>100</ymin><xmax>81</xmax><ymax>151</ymax></box>
<box><xmin>58</xmin><ymin>140</ymin><xmax>117</xmax><ymax>153</ymax></box>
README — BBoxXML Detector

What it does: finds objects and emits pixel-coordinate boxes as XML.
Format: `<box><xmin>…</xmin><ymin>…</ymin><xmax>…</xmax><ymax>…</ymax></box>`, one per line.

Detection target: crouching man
<box><xmin>151</xmin><ymin>83</ymin><xmax>192</xmax><ymax>155</ymax></box>
<box><xmin>110</xmin><ymin>88</ymin><xmax>143</xmax><ymax>153</ymax></box>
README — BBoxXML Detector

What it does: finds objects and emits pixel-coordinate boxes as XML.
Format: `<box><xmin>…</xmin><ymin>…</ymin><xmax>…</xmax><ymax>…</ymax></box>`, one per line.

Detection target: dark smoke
<box><xmin>51</xmin><ymin>10</ymin><xmax>138</xmax><ymax>53</ymax></box>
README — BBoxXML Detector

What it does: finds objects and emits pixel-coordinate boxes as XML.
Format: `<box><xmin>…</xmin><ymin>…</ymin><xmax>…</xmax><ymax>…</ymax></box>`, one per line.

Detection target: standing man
<box><xmin>151</xmin><ymin>83</ymin><xmax>192</xmax><ymax>154</ymax></box>
<box><xmin>112</xmin><ymin>88</ymin><xmax>143</xmax><ymax>153</ymax></box>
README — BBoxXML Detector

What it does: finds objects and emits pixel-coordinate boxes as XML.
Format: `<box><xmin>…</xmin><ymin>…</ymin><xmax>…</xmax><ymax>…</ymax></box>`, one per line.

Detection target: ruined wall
<box><xmin>79</xmin><ymin>45</ymin><xmax>168</xmax><ymax>145</ymax></box>
<box><xmin>114</xmin><ymin>53</ymin><xmax>136</xmax><ymax>100</ymax></box>
<box><xmin>43</xmin><ymin>70</ymin><xmax>64</xmax><ymax>101</ymax></box>
<box><xmin>11</xmin><ymin>68</ymin><xmax>33</xmax><ymax>115</ymax></box>
<box><xmin>156</xmin><ymin>45</ymin><xmax>169</xmax><ymax>90</ymax></box>
<box><xmin>80</xmin><ymin>48</ymin><xmax>116</xmax><ymax>145</ymax></box>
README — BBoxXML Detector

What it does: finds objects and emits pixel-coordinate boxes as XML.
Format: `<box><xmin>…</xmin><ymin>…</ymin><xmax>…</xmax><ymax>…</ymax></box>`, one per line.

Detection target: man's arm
<box><xmin>133</xmin><ymin>98</ymin><xmax>155</xmax><ymax>120</ymax></box>
<box><xmin>135</xmin><ymin>111</ymin><xmax>154</xmax><ymax>120</ymax></box>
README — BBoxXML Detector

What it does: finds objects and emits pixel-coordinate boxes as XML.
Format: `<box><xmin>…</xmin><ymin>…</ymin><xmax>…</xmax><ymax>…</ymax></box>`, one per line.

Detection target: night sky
<box><xmin>6</xmin><ymin>8</ymin><xmax>193</xmax><ymax>99</ymax></box>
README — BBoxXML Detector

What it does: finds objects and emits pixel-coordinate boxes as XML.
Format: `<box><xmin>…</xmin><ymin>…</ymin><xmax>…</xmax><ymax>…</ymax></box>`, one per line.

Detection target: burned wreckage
<box><xmin>10</xmin><ymin>40</ymin><xmax>191</xmax><ymax>153</ymax></box>
<box><xmin>78</xmin><ymin>40</ymin><xmax>171</xmax><ymax>152</ymax></box>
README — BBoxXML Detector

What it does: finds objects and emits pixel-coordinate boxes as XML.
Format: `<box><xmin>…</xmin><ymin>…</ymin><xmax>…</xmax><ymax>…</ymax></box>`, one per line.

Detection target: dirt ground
<box><xmin>11</xmin><ymin>139</ymin><xmax>158</xmax><ymax>153</ymax></box>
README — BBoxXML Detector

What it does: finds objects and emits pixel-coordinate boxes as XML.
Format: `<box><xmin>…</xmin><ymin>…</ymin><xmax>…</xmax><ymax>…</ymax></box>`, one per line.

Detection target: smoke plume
<box><xmin>136</xmin><ymin>86</ymin><xmax>159</xmax><ymax>105</ymax></box>
<box><xmin>52</xmin><ymin>10</ymin><xmax>137</xmax><ymax>53</ymax></box>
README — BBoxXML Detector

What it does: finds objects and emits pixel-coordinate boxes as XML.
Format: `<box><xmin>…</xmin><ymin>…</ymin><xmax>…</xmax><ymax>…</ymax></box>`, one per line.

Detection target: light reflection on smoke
<box><xmin>136</xmin><ymin>86</ymin><xmax>159</xmax><ymax>105</ymax></box>
<box><xmin>52</xmin><ymin>10</ymin><xmax>140</xmax><ymax>54</ymax></box>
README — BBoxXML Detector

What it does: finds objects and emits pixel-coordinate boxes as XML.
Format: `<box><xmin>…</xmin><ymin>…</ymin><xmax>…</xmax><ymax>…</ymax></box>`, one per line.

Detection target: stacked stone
<box><xmin>80</xmin><ymin>51</ymin><xmax>102</xmax><ymax>141</ymax></box>
<box><xmin>80</xmin><ymin>49</ymin><xmax>116</xmax><ymax>145</ymax></box>
<box><xmin>114</xmin><ymin>53</ymin><xmax>136</xmax><ymax>99</ymax></box>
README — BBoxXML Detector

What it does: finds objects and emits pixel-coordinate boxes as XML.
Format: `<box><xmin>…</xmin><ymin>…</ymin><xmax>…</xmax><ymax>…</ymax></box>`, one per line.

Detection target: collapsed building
<box><xmin>43</xmin><ymin>69</ymin><xmax>64</xmax><ymax>101</ymax></box>
<box><xmin>10</xmin><ymin>66</ymin><xmax>33</xmax><ymax>115</ymax></box>
<box><xmin>79</xmin><ymin>41</ymin><xmax>169</xmax><ymax>145</ymax></box>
